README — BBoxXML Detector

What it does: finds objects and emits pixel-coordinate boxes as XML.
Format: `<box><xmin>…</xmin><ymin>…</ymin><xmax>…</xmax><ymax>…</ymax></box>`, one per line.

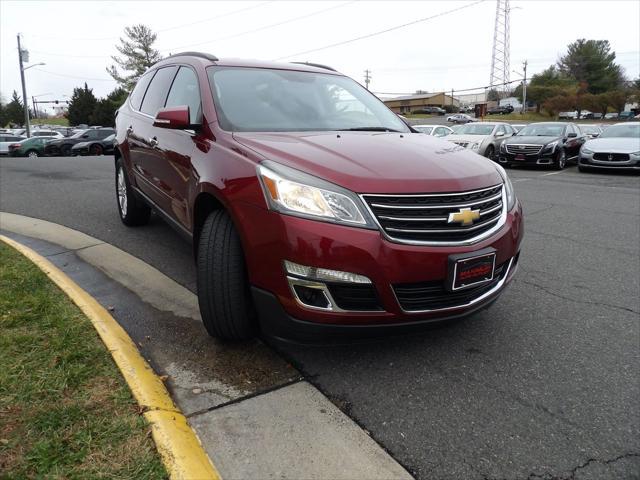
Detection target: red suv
<box><xmin>114</xmin><ymin>52</ymin><xmax>523</xmax><ymax>341</ymax></box>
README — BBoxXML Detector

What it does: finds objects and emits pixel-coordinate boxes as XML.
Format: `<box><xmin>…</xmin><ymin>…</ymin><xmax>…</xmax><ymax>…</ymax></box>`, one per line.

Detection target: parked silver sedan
<box><xmin>445</xmin><ymin>122</ymin><xmax>516</xmax><ymax>160</ymax></box>
<box><xmin>578</xmin><ymin>122</ymin><xmax>640</xmax><ymax>172</ymax></box>
<box><xmin>413</xmin><ymin>125</ymin><xmax>453</xmax><ymax>137</ymax></box>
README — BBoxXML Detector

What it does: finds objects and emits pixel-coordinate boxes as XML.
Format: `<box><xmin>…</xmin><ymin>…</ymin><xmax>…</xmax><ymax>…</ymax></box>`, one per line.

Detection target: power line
<box><xmin>372</xmin><ymin>78</ymin><xmax>523</xmax><ymax>97</ymax></box>
<box><xmin>32</xmin><ymin>69</ymin><xmax>116</xmax><ymax>82</ymax></box>
<box><xmin>162</xmin><ymin>0</ymin><xmax>357</xmax><ymax>53</ymax></box>
<box><xmin>273</xmin><ymin>0</ymin><xmax>486</xmax><ymax>61</ymax></box>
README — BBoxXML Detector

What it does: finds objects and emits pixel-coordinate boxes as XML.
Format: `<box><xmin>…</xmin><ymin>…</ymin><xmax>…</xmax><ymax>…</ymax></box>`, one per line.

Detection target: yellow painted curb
<box><xmin>0</xmin><ymin>235</ymin><xmax>221</xmax><ymax>480</ymax></box>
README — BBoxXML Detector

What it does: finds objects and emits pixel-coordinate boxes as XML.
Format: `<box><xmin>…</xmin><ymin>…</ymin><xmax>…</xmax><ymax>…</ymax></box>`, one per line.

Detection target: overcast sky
<box><xmin>1</xmin><ymin>0</ymin><xmax>638</xmax><ymax>111</ymax></box>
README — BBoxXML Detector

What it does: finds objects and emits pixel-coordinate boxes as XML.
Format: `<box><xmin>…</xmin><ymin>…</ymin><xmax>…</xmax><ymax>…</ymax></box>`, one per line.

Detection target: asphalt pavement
<box><xmin>1</xmin><ymin>154</ymin><xmax>638</xmax><ymax>479</ymax></box>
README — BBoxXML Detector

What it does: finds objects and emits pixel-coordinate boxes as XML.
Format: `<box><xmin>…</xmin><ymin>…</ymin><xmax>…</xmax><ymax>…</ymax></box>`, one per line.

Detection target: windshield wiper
<box><xmin>338</xmin><ymin>127</ymin><xmax>402</xmax><ymax>132</ymax></box>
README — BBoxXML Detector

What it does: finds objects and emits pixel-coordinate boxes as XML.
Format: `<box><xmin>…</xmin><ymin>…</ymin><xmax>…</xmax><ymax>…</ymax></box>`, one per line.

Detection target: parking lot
<box><xmin>0</xmin><ymin>154</ymin><xmax>638</xmax><ymax>479</ymax></box>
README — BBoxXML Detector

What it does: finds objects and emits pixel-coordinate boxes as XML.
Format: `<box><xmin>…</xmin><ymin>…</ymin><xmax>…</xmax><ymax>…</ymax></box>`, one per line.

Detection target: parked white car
<box><xmin>447</xmin><ymin>113</ymin><xmax>476</xmax><ymax>124</ymax></box>
<box><xmin>445</xmin><ymin>122</ymin><xmax>516</xmax><ymax>159</ymax></box>
<box><xmin>0</xmin><ymin>133</ymin><xmax>27</xmax><ymax>155</ymax></box>
<box><xmin>578</xmin><ymin>122</ymin><xmax>640</xmax><ymax>172</ymax></box>
<box><xmin>31</xmin><ymin>129</ymin><xmax>64</xmax><ymax>139</ymax></box>
<box><xmin>413</xmin><ymin>125</ymin><xmax>453</xmax><ymax>137</ymax></box>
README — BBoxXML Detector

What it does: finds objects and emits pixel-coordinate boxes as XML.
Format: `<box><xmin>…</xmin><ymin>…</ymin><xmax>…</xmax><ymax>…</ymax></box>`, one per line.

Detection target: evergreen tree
<box><xmin>66</xmin><ymin>83</ymin><xmax>98</xmax><ymax>126</ymax></box>
<box><xmin>107</xmin><ymin>25</ymin><xmax>162</xmax><ymax>90</ymax></box>
<box><xmin>557</xmin><ymin>39</ymin><xmax>625</xmax><ymax>94</ymax></box>
<box><xmin>90</xmin><ymin>87</ymin><xmax>129</xmax><ymax>126</ymax></box>
<box><xmin>5</xmin><ymin>90</ymin><xmax>25</xmax><ymax>125</ymax></box>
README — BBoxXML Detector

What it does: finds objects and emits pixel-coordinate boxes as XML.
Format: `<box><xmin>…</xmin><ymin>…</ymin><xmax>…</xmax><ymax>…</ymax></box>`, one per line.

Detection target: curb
<box><xmin>0</xmin><ymin>234</ymin><xmax>221</xmax><ymax>480</ymax></box>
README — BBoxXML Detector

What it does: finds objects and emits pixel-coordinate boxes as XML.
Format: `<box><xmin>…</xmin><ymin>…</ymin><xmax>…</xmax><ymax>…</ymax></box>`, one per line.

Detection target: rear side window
<box><xmin>130</xmin><ymin>71</ymin><xmax>155</xmax><ymax>111</ymax></box>
<box><xmin>140</xmin><ymin>66</ymin><xmax>178</xmax><ymax>117</ymax></box>
<box><xmin>97</xmin><ymin>129</ymin><xmax>114</xmax><ymax>138</ymax></box>
<box><xmin>165</xmin><ymin>67</ymin><xmax>202</xmax><ymax>124</ymax></box>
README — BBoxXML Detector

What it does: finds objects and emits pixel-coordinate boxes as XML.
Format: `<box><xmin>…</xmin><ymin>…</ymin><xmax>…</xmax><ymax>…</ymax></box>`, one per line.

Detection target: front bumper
<box><xmin>498</xmin><ymin>150</ymin><xmax>555</xmax><ymax>165</ymax></box>
<box><xmin>579</xmin><ymin>154</ymin><xmax>640</xmax><ymax>170</ymax></box>
<box><xmin>236</xmin><ymin>200</ymin><xmax>524</xmax><ymax>340</ymax></box>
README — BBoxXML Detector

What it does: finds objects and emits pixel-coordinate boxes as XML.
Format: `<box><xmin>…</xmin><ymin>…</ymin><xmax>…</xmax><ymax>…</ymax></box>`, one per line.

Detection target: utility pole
<box><xmin>17</xmin><ymin>34</ymin><xmax>30</xmax><ymax>137</ymax></box>
<box><xmin>521</xmin><ymin>59</ymin><xmax>527</xmax><ymax>114</ymax></box>
<box><xmin>364</xmin><ymin>69</ymin><xmax>371</xmax><ymax>90</ymax></box>
<box><xmin>451</xmin><ymin>88</ymin><xmax>454</xmax><ymax>108</ymax></box>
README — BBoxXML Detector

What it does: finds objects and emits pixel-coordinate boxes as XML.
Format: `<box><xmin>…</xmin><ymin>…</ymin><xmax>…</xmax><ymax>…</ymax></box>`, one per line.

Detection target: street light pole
<box><xmin>521</xmin><ymin>60</ymin><xmax>527</xmax><ymax>115</ymax></box>
<box><xmin>17</xmin><ymin>34</ymin><xmax>30</xmax><ymax>137</ymax></box>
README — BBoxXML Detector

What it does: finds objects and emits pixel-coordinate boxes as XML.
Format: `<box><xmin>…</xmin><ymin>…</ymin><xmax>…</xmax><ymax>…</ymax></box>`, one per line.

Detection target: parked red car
<box><xmin>114</xmin><ymin>53</ymin><xmax>523</xmax><ymax>341</ymax></box>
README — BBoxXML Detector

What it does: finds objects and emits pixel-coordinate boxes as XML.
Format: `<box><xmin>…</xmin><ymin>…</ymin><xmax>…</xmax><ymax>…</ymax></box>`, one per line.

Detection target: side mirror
<box><xmin>567</xmin><ymin>132</ymin><xmax>578</xmax><ymax>138</ymax></box>
<box><xmin>153</xmin><ymin>106</ymin><xmax>193</xmax><ymax>129</ymax></box>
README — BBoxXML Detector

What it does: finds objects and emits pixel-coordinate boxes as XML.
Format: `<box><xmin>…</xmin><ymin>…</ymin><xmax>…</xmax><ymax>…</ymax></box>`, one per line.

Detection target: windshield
<box><xmin>207</xmin><ymin>67</ymin><xmax>408</xmax><ymax>133</ymax></box>
<box><xmin>517</xmin><ymin>123</ymin><xmax>565</xmax><ymax>136</ymax></box>
<box><xmin>70</xmin><ymin>130</ymin><xmax>88</xmax><ymax>139</ymax></box>
<box><xmin>455</xmin><ymin>124</ymin><xmax>495</xmax><ymax>135</ymax></box>
<box><xmin>581</xmin><ymin>126</ymin><xmax>600</xmax><ymax>134</ymax></box>
<box><xmin>599</xmin><ymin>124</ymin><xmax>640</xmax><ymax>138</ymax></box>
<box><xmin>414</xmin><ymin>126</ymin><xmax>433</xmax><ymax>134</ymax></box>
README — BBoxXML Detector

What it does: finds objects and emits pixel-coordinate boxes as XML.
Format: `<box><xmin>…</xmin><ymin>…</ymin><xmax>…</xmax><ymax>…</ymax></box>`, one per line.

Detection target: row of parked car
<box><xmin>413</xmin><ymin>120</ymin><xmax>640</xmax><ymax>172</ymax></box>
<box><xmin>0</xmin><ymin>127</ymin><xmax>115</xmax><ymax>157</ymax></box>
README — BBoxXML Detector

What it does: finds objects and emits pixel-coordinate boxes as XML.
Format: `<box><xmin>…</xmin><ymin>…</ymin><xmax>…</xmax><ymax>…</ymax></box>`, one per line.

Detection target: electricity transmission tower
<box><xmin>489</xmin><ymin>0</ymin><xmax>510</xmax><ymax>97</ymax></box>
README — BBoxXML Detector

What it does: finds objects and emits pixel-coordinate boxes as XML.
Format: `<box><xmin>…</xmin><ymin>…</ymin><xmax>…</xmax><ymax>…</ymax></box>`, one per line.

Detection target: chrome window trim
<box><xmin>360</xmin><ymin>186</ymin><xmax>507</xmax><ymax>247</ymax></box>
<box><xmin>392</xmin><ymin>257</ymin><xmax>515</xmax><ymax>314</ymax></box>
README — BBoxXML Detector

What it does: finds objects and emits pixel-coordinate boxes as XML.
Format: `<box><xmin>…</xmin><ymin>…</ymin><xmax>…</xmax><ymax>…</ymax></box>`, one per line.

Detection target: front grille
<box><xmin>326</xmin><ymin>283</ymin><xmax>382</xmax><ymax>311</ymax></box>
<box><xmin>363</xmin><ymin>185</ymin><xmax>504</xmax><ymax>244</ymax></box>
<box><xmin>453</xmin><ymin>142</ymin><xmax>469</xmax><ymax>148</ymax></box>
<box><xmin>394</xmin><ymin>260</ymin><xmax>509</xmax><ymax>311</ymax></box>
<box><xmin>593</xmin><ymin>152</ymin><xmax>630</xmax><ymax>162</ymax></box>
<box><xmin>505</xmin><ymin>144</ymin><xmax>543</xmax><ymax>155</ymax></box>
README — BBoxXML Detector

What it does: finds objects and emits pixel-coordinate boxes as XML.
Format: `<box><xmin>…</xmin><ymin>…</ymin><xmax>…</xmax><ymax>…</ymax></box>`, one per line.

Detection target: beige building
<box><xmin>383</xmin><ymin>92</ymin><xmax>459</xmax><ymax>114</ymax></box>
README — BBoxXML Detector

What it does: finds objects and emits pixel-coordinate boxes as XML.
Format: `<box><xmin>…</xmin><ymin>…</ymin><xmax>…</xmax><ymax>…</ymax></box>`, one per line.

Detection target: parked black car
<box><xmin>70</xmin><ymin>133</ymin><xmax>116</xmax><ymax>156</ymax></box>
<box><xmin>498</xmin><ymin>122</ymin><xmax>585</xmax><ymax>169</ymax></box>
<box><xmin>44</xmin><ymin>128</ymin><xmax>115</xmax><ymax>156</ymax></box>
<box><xmin>414</xmin><ymin>106</ymin><xmax>446</xmax><ymax>115</ymax></box>
<box><xmin>487</xmin><ymin>105</ymin><xmax>514</xmax><ymax>115</ymax></box>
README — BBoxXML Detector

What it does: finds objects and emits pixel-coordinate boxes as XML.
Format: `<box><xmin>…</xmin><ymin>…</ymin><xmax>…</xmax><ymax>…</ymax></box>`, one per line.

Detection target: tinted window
<box><xmin>85</xmin><ymin>130</ymin><xmax>99</xmax><ymax>140</ymax></box>
<box><xmin>140</xmin><ymin>66</ymin><xmax>178</xmax><ymax>117</ymax></box>
<box><xmin>130</xmin><ymin>71</ymin><xmax>155</xmax><ymax>111</ymax></box>
<box><xmin>97</xmin><ymin>129</ymin><xmax>115</xmax><ymax>138</ymax></box>
<box><xmin>165</xmin><ymin>67</ymin><xmax>202</xmax><ymax>124</ymax></box>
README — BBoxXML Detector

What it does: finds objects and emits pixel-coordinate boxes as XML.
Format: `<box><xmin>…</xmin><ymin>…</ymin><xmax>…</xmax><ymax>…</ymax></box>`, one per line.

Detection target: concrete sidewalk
<box><xmin>1</xmin><ymin>212</ymin><xmax>413</xmax><ymax>480</ymax></box>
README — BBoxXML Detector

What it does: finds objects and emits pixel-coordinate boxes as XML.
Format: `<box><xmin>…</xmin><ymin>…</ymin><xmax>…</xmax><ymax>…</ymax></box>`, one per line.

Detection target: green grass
<box><xmin>488</xmin><ymin>112</ymin><xmax>552</xmax><ymax>122</ymax></box>
<box><xmin>0</xmin><ymin>244</ymin><xmax>167</xmax><ymax>479</ymax></box>
<box><xmin>31</xmin><ymin>118</ymin><xmax>69</xmax><ymax>126</ymax></box>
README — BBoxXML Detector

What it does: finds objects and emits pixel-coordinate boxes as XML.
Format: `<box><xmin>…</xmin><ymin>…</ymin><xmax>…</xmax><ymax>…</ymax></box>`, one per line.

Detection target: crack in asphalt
<box><xmin>524</xmin><ymin>452</ymin><xmax>640</xmax><ymax>480</ymax></box>
<box><xmin>518</xmin><ymin>278</ymin><xmax>639</xmax><ymax>315</ymax></box>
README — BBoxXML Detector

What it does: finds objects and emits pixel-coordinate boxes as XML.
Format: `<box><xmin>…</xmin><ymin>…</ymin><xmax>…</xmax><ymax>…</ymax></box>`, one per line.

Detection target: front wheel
<box><xmin>554</xmin><ymin>149</ymin><xmax>566</xmax><ymax>170</ymax></box>
<box><xmin>115</xmin><ymin>159</ymin><xmax>151</xmax><ymax>226</ymax></box>
<box><xmin>484</xmin><ymin>145</ymin><xmax>495</xmax><ymax>161</ymax></box>
<box><xmin>60</xmin><ymin>144</ymin><xmax>72</xmax><ymax>156</ymax></box>
<box><xmin>90</xmin><ymin>144</ymin><xmax>104</xmax><ymax>155</ymax></box>
<box><xmin>197</xmin><ymin>210</ymin><xmax>256</xmax><ymax>340</ymax></box>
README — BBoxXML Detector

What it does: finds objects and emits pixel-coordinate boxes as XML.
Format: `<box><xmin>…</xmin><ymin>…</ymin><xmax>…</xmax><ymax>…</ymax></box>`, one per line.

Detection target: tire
<box><xmin>578</xmin><ymin>165</ymin><xmax>590</xmax><ymax>173</ymax></box>
<box><xmin>89</xmin><ymin>144</ymin><xmax>103</xmax><ymax>155</ymax></box>
<box><xmin>115</xmin><ymin>159</ymin><xmax>151</xmax><ymax>226</ymax></box>
<box><xmin>26</xmin><ymin>150</ymin><xmax>39</xmax><ymax>158</ymax></box>
<box><xmin>60</xmin><ymin>144</ymin><xmax>72</xmax><ymax>156</ymax></box>
<box><xmin>484</xmin><ymin>145</ymin><xmax>495</xmax><ymax>161</ymax></box>
<box><xmin>554</xmin><ymin>149</ymin><xmax>566</xmax><ymax>170</ymax></box>
<box><xmin>197</xmin><ymin>210</ymin><xmax>256</xmax><ymax>340</ymax></box>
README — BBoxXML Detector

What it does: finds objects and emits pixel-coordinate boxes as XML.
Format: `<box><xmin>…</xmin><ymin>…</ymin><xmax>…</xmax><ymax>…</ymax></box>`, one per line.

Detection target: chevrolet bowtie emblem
<box><xmin>448</xmin><ymin>207</ymin><xmax>481</xmax><ymax>226</ymax></box>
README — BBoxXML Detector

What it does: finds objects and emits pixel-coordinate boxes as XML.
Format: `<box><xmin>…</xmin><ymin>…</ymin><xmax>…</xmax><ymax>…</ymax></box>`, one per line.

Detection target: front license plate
<box><xmin>515</xmin><ymin>153</ymin><xmax>526</xmax><ymax>161</ymax></box>
<box><xmin>448</xmin><ymin>249</ymin><xmax>496</xmax><ymax>291</ymax></box>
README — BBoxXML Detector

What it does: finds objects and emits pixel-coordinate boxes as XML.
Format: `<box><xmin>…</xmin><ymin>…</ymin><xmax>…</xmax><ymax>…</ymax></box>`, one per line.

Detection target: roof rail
<box><xmin>290</xmin><ymin>61</ymin><xmax>337</xmax><ymax>72</ymax></box>
<box><xmin>165</xmin><ymin>51</ymin><xmax>219</xmax><ymax>62</ymax></box>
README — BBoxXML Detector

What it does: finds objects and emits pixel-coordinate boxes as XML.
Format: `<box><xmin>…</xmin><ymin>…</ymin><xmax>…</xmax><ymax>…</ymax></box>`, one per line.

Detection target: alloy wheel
<box><xmin>117</xmin><ymin>167</ymin><xmax>128</xmax><ymax>215</ymax></box>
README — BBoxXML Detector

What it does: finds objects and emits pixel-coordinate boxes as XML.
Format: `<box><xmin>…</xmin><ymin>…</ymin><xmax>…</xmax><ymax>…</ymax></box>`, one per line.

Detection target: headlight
<box><xmin>493</xmin><ymin>163</ymin><xmax>516</xmax><ymax>211</ymax></box>
<box><xmin>581</xmin><ymin>147</ymin><xmax>593</xmax><ymax>155</ymax></box>
<box><xmin>630</xmin><ymin>151</ymin><xmax>640</xmax><ymax>158</ymax></box>
<box><xmin>541</xmin><ymin>140</ymin><xmax>558</xmax><ymax>153</ymax></box>
<box><xmin>470</xmin><ymin>143</ymin><xmax>480</xmax><ymax>150</ymax></box>
<box><xmin>500</xmin><ymin>143</ymin><xmax>507</xmax><ymax>152</ymax></box>
<box><xmin>258</xmin><ymin>161</ymin><xmax>376</xmax><ymax>228</ymax></box>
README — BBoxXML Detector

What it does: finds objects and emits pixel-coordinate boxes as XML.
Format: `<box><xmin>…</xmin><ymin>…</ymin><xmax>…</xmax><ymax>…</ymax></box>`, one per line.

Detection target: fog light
<box><xmin>284</xmin><ymin>260</ymin><xmax>371</xmax><ymax>284</ymax></box>
<box><xmin>292</xmin><ymin>284</ymin><xmax>331</xmax><ymax>309</ymax></box>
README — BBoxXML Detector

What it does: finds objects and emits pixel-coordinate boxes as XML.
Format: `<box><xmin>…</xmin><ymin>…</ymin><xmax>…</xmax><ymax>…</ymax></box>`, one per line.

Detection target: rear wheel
<box><xmin>60</xmin><ymin>144</ymin><xmax>72</xmax><ymax>156</ymax></box>
<box><xmin>197</xmin><ymin>210</ymin><xmax>256</xmax><ymax>340</ymax></box>
<box><xmin>26</xmin><ymin>150</ymin><xmax>39</xmax><ymax>158</ymax></box>
<box><xmin>554</xmin><ymin>149</ymin><xmax>566</xmax><ymax>170</ymax></box>
<box><xmin>115</xmin><ymin>159</ymin><xmax>151</xmax><ymax>226</ymax></box>
<box><xmin>89</xmin><ymin>144</ymin><xmax>103</xmax><ymax>155</ymax></box>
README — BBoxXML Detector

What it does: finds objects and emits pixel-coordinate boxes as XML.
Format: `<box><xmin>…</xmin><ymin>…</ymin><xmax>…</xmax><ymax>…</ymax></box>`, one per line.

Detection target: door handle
<box><xmin>149</xmin><ymin>136</ymin><xmax>159</xmax><ymax>148</ymax></box>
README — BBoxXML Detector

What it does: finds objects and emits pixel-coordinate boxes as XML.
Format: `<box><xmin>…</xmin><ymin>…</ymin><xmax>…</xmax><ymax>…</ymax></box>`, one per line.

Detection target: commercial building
<box><xmin>383</xmin><ymin>92</ymin><xmax>459</xmax><ymax>114</ymax></box>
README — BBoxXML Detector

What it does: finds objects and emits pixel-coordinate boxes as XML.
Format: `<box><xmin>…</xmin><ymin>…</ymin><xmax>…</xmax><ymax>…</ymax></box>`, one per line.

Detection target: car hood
<box><xmin>233</xmin><ymin>131</ymin><xmax>502</xmax><ymax>194</ymax></box>
<box><xmin>445</xmin><ymin>134</ymin><xmax>490</xmax><ymax>145</ymax></box>
<box><xmin>584</xmin><ymin>137</ymin><xmax>640</xmax><ymax>153</ymax></box>
<box><xmin>504</xmin><ymin>135</ymin><xmax>560</xmax><ymax>145</ymax></box>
